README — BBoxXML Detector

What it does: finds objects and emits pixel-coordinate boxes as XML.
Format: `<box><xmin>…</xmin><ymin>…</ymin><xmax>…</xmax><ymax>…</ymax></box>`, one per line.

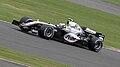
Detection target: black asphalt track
<box><xmin>69</xmin><ymin>0</ymin><xmax>120</xmax><ymax>16</ymax></box>
<box><xmin>1</xmin><ymin>0</ymin><xmax>120</xmax><ymax>66</ymax></box>
<box><xmin>0</xmin><ymin>21</ymin><xmax>120</xmax><ymax>67</ymax></box>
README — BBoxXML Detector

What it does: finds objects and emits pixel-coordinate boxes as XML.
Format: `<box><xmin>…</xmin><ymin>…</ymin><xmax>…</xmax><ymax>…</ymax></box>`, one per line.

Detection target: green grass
<box><xmin>105</xmin><ymin>0</ymin><xmax>120</xmax><ymax>5</ymax></box>
<box><xmin>0</xmin><ymin>0</ymin><xmax>120</xmax><ymax>48</ymax></box>
<box><xmin>0</xmin><ymin>47</ymin><xmax>70</xmax><ymax>67</ymax></box>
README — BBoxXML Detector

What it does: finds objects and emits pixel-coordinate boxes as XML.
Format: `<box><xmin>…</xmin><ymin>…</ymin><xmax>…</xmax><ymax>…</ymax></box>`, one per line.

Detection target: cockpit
<box><xmin>67</xmin><ymin>21</ymin><xmax>81</xmax><ymax>30</ymax></box>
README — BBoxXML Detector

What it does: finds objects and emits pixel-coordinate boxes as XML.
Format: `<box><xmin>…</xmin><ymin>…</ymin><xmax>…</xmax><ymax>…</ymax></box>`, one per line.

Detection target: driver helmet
<box><xmin>67</xmin><ymin>18</ymin><xmax>76</xmax><ymax>28</ymax></box>
<box><xmin>67</xmin><ymin>18</ymin><xmax>73</xmax><ymax>25</ymax></box>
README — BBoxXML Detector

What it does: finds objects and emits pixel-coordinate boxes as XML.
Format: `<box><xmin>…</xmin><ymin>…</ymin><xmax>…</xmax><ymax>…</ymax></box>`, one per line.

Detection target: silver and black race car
<box><xmin>12</xmin><ymin>16</ymin><xmax>105</xmax><ymax>52</ymax></box>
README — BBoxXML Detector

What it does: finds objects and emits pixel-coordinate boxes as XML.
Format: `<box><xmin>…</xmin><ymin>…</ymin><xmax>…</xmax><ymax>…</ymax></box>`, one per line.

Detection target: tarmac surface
<box><xmin>1</xmin><ymin>0</ymin><xmax>120</xmax><ymax>67</ymax></box>
<box><xmin>0</xmin><ymin>21</ymin><xmax>120</xmax><ymax>67</ymax></box>
<box><xmin>69</xmin><ymin>0</ymin><xmax>120</xmax><ymax>16</ymax></box>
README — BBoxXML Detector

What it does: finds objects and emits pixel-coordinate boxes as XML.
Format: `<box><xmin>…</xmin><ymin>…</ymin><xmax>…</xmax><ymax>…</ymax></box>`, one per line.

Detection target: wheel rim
<box><xmin>94</xmin><ymin>41</ymin><xmax>102</xmax><ymax>50</ymax></box>
<box><xmin>45</xmin><ymin>27</ymin><xmax>54</xmax><ymax>38</ymax></box>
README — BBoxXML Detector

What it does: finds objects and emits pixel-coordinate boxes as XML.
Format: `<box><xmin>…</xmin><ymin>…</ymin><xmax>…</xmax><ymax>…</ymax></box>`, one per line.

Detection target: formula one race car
<box><xmin>12</xmin><ymin>16</ymin><xmax>105</xmax><ymax>52</ymax></box>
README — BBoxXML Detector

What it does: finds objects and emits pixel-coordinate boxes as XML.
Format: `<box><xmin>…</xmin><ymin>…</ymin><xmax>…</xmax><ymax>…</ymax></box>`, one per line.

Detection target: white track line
<box><xmin>0</xmin><ymin>58</ymin><xmax>31</xmax><ymax>67</ymax></box>
<box><xmin>104</xmin><ymin>47</ymin><xmax>120</xmax><ymax>53</ymax></box>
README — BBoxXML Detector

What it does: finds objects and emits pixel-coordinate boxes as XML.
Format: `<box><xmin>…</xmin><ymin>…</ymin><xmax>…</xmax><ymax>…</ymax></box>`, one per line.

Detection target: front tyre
<box><xmin>20</xmin><ymin>16</ymin><xmax>33</xmax><ymax>23</ymax></box>
<box><xmin>19</xmin><ymin>16</ymin><xmax>33</xmax><ymax>32</ymax></box>
<box><xmin>88</xmin><ymin>36</ymin><xmax>103</xmax><ymax>52</ymax></box>
<box><xmin>38</xmin><ymin>25</ymin><xmax>54</xmax><ymax>39</ymax></box>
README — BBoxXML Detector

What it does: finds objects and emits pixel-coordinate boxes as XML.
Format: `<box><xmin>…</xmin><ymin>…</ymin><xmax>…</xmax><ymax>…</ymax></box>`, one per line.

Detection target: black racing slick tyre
<box><xmin>88</xmin><ymin>36</ymin><xmax>103</xmax><ymax>52</ymax></box>
<box><xmin>38</xmin><ymin>25</ymin><xmax>54</xmax><ymax>39</ymax></box>
<box><xmin>20</xmin><ymin>16</ymin><xmax>33</xmax><ymax>23</ymax></box>
<box><xmin>19</xmin><ymin>16</ymin><xmax>33</xmax><ymax>32</ymax></box>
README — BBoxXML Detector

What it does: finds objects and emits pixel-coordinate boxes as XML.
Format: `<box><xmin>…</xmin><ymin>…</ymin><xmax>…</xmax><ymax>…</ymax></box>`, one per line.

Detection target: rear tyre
<box><xmin>88</xmin><ymin>36</ymin><xmax>103</xmax><ymax>52</ymax></box>
<box><xmin>20</xmin><ymin>16</ymin><xmax>33</xmax><ymax>23</ymax></box>
<box><xmin>38</xmin><ymin>25</ymin><xmax>54</xmax><ymax>39</ymax></box>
